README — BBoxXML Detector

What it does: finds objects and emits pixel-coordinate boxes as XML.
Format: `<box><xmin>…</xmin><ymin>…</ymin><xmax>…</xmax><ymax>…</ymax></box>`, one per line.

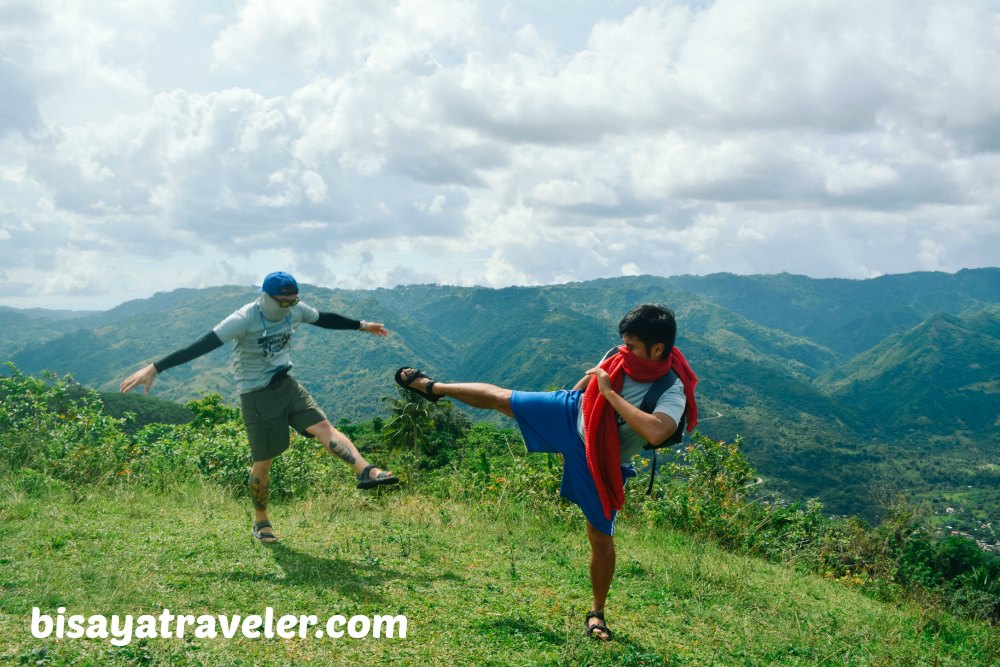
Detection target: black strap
<box><xmin>646</xmin><ymin>455</ymin><xmax>657</xmax><ymax>495</ymax></box>
<box><xmin>641</xmin><ymin>371</ymin><xmax>681</xmax><ymax>494</ymax></box>
<box><xmin>639</xmin><ymin>370</ymin><xmax>678</xmax><ymax>413</ymax></box>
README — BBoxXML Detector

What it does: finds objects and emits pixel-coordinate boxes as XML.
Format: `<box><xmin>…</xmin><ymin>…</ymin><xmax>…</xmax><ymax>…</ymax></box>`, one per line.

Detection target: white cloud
<box><xmin>0</xmin><ymin>0</ymin><xmax>998</xmax><ymax>310</ymax></box>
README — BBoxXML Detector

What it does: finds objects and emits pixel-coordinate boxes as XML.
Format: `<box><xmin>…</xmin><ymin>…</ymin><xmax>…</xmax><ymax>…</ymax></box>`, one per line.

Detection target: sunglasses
<box><xmin>271</xmin><ymin>295</ymin><xmax>300</xmax><ymax>308</ymax></box>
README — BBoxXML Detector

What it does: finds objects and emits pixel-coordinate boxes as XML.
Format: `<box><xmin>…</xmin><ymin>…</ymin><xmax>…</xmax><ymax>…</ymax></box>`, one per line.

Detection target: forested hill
<box><xmin>3</xmin><ymin>269</ymin><xmax>999</xmax><ymax>528</ymax></box>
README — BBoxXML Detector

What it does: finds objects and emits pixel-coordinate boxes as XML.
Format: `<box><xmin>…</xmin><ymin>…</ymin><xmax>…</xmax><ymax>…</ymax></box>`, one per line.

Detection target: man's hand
<box><xmin>361</xmin><ymin>321</ymin><xmax>389</xmax><ymax>337</ymax></box>
<box><xmin>120</xmin><ymin>364</ymin><xmax>158</xmax><ymax>393</ymax></box>
<box><xmin>585</xmin><ymin>366</ymin><xmax>614</xmax><ymax>397</ymax></box>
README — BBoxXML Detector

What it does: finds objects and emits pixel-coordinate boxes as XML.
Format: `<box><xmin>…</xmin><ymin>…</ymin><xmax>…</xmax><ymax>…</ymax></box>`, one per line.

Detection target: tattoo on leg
<box><xmin>248</xmin><ymin>474</ymin><xmax>268</xmax><ymax>510</ymax></box>
<box><xmin>327</xmin><ymin>437</ymin><xmax>357</xmax><ymax>465</ymax></box>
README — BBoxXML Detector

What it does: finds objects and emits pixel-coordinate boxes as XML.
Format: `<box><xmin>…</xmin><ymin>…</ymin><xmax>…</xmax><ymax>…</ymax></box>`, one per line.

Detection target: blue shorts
<box><xmin>510</xmin><ymin>389</ymin><xmax>635</xmax><ymax>536</ymax></box>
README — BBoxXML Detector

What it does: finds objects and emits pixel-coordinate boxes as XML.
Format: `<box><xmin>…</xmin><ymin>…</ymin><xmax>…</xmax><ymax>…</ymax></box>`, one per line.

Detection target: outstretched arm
<box><xmin>311</xmin><ymin>312</ymin><xmax>389</xmax><ymax>337</ymax></box>
<box><xmin>120</xmin><ymin>331</ymin><xmax>224</xmax><ymax>393</ymax></box>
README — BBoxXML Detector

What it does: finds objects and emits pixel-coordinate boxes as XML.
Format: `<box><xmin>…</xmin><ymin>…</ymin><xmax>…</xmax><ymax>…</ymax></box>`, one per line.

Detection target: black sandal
<box><xmin>586</xmin><ymin>610</ymin><xmax>612</xmax><ymax>641</ymax></box>
<box><xmin>394</xmin><ymin>367</ymin><xmax>441</xmax><ymax>403</ymax></box>
<box><xmin>252</xmin><ymin>520</ymin><xmax>278</xmax><ymax>543</ymax></box>
<box><xmin>356</xmin><ymin>464</ymin><xmax>400</xmax><ymax>490</ymax></box>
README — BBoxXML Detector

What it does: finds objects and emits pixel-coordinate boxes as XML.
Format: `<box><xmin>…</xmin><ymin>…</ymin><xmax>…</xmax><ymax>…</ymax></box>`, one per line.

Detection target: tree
<box><xmin>381</xmin><ymin>387</ymin><xmax>434</xmax><ymax>457</ymax></box>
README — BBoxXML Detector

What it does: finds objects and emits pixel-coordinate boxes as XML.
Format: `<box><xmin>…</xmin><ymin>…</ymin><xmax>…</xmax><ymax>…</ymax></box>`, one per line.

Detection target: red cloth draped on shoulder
<box><xmin>581</xmin><ymin>345</ymin><xmax>698</xmax><ymax>519</ymax></box>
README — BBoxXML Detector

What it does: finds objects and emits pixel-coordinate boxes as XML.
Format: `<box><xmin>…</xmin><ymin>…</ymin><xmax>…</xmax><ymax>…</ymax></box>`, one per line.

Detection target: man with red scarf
<box><xmin>396</xmin><ymin>304</ymin><xmax>697</xmax><ymax>641</ymax></box>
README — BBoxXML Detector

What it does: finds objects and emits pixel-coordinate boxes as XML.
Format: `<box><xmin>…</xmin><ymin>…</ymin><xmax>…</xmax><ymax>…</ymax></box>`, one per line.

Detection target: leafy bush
<box><xmin>0</xmin><ymin>364</ymin><xmax>132</xmax><ymax>484</ymax></box>
<box><xmin>96</xmin><ymin>389</ymin><xmax>193</xmax><ymax>434</ymax></box>
<box><xmin>412</xmin><ymin>421</ymin><xmax>575</xmax><ymax>525</ymax></box>
<box><xmin>127</xmin><ymin>396</ymin><xmax>337</xmax><ymax>499</ymax></box>
<box><xmin>0</xmin><ymin>368</ymin><xmax>344</xmax><ymax>501</ymax></box>
<box><xmin>896</xmin><ymin>532</ymin><xmax>1000</xmax><ymax>622</ymax></box>
<box><xmin>643</xmin><ymin>434</ymin><xmax>756</xmax><ymax>548</ymax></box>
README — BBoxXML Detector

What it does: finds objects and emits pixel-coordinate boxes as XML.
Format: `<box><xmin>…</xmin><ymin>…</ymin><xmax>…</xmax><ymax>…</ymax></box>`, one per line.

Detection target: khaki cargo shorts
<box><xmin>240</xmin><ymin>376</ymin><xmax>326</xmax><ymax>461</ymax></box>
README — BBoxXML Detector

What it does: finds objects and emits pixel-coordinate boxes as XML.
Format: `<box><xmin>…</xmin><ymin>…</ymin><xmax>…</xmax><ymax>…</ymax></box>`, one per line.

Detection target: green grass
<box><xmin>1</xmin><ymin>477</ymin><xmax>997</xmax><ymax>666</ymax></box>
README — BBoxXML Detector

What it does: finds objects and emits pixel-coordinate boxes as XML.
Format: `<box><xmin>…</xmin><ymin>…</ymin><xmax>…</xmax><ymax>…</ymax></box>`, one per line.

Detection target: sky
<box><xmin>1</xmin><ymin>0</ymin><xmax>998</xmax><ymax>311</ymax></box>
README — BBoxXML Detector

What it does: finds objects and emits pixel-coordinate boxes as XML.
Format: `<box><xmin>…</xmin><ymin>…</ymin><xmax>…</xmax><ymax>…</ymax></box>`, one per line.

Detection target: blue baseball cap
<box><xmin>260</xmin><ymin>271</ymin><xmax>299</xmax><ymax>297</ymax></box>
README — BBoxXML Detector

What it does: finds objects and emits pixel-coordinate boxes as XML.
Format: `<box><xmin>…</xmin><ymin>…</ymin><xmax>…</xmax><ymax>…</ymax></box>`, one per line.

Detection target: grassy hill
<box><xmin>2</xmin><ymin>480</ymin><xmax>997</xmax><ymax>666</ymax></box>
<box><xmin>1</xmin><ymin>368</ymin><xmax>997</xmax><ymax>665</ymax></box>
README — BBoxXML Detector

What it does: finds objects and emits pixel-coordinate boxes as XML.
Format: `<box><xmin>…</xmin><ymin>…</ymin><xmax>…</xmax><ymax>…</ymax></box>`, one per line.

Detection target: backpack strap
<box><xmin>639</xmin><ymin>370</ymin><xmax>682</xmax><ymax>496</ymax></box>
<box><xmin>646</xmin><ymin>454</ymin><xmax>657</xmax><ymax>495</ymax></box>
<box><xmin>639</xmin><ymin>370</ymin><xmax>678</xmax><ymax>414</ymax></box>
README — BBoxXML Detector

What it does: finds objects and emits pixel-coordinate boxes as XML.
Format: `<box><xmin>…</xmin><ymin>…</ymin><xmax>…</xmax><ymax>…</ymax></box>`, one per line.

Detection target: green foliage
<box><xmin>0</xmin><ymin>363</ymin><xmax>132</xmax><ymax>484</ymax></box>
<box><xmin>896</xmin><ymin>533</ymin><xmax>1000</xmax><ymax>622</ymax></box>
<box><xmin>379</xmin><ymin>387</ymin><xmax>475</xmax><ymax>469</ymax></box>
<box><xmin>0</xmin><ymin>365</ymin><xmax>337</xmax><ymax>501</ymax></box>
<box><xmin>648</xmin><ymin>434</ymin><xmax>756</xmax><ymax>548</ymax></box>
<box><xmin>633</xmin><ymin>432</ymin><xmax>1000</xmax><ymax>622</ymax></box>
<box><xmin>95</xmin><ymin>389</ymin><xmax>193</xmax><ymax>434</ymax></box>
<box><xmin>381</xmin><ymin>387</ymin><xmax>435</xmax><ymax>457</ymax></box>
<box><xmin>185</xmin><ymin>393</ymin><xmax>241</xmax><ymax>428</ymax></box>
<box><xmin>421</xmin><ymin>400</ymin><xmax>474</xmax><ymax>469</ymax></box>
<box><xmin>126</xmin><ymin>402</ymin><xmax>335</xmax><ymax>500</ymax></box>
<box><xmin>412</xmin><ymin>421</ymin><xmax>573</xmax><ymax>528</ymax></box>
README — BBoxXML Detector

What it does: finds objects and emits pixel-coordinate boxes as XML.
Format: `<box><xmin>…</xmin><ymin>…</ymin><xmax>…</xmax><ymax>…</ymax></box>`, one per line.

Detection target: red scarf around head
<box><xmin>582</xmin><ymin>345</ymin><xmax>699</xmax><ymax>519</ymax></box>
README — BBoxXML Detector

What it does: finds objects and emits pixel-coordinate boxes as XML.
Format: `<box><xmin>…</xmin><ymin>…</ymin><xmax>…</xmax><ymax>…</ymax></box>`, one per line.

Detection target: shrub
<box><xmin>0</xmin><ymin>365</ymin><xmax>131</xmax><ymax>484</ymax></box>
<box><xmin>644</xmin><ymin>433</ymin><xmax>757</xmax><ymax>548</ymax></box>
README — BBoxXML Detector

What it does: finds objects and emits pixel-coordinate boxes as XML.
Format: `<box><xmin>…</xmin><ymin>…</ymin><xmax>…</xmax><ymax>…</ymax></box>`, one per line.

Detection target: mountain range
<box><xmin>3</xmin><ymin>269</ymin><xmax>998</xmax><ymax>530</ymax></box>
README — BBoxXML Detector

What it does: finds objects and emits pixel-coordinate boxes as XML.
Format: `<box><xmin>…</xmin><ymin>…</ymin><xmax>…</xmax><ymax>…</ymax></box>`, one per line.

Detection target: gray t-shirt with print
<box><xmin>213</xmin><ymin>299</ymin><xmax>320</xmax><ymax>394</ymax></box>
<box><xmin>576</xmin><ymin>371</ymin><xmax>687</xmax><ymax>466</ymax></box>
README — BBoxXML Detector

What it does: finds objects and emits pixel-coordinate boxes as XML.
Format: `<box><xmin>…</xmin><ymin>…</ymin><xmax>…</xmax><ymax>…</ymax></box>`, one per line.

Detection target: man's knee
<box><xmin>587</xmin><ymin>523</ymin><xmax>615</xmax><ymax>549</ymax></box>
<box><xmin>306</xmin><ymin>420</ymin><xmax>336</xmax><ymax>441</ymax></box>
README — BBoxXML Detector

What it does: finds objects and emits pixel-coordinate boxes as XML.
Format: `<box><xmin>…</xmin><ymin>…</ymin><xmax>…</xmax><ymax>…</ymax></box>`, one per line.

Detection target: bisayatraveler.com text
<box><xmin>30</xmin><ymin>607</ymin><xmax>407</xmax><ymax>646</ymax></box>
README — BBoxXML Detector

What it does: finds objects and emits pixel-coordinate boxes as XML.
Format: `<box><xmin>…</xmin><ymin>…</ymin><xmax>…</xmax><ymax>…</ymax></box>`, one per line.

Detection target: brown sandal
<box><xmin>252</xmin><ymin>520</ymin><xmax>278</xmax><ymax>543</ymax></box>
<box><xmin>586</xmin><ymin>610</ymin><xmax>612</xmax><ymax>641</ymax></box>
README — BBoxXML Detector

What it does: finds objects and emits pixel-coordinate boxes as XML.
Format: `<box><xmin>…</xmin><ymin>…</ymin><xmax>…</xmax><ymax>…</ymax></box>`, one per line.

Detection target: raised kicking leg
<box><xmin>396</xmin><ymin>368</ymin><xmax>514</xmax><ymax>417</ymax></box>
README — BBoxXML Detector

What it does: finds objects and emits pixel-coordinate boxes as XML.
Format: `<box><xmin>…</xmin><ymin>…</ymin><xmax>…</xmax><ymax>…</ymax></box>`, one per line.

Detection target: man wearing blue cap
<box><xmin>120</xmin><ymin>271</ymin><xmax>397</xmax><ymax>543</ymax></box>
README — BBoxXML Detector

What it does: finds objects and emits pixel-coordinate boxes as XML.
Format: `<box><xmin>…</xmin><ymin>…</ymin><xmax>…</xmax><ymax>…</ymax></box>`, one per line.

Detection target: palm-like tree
<box><xmin>381</xmin><ymin>387</ymin><xmax>434</xmax><ymax>457</ymax></box>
